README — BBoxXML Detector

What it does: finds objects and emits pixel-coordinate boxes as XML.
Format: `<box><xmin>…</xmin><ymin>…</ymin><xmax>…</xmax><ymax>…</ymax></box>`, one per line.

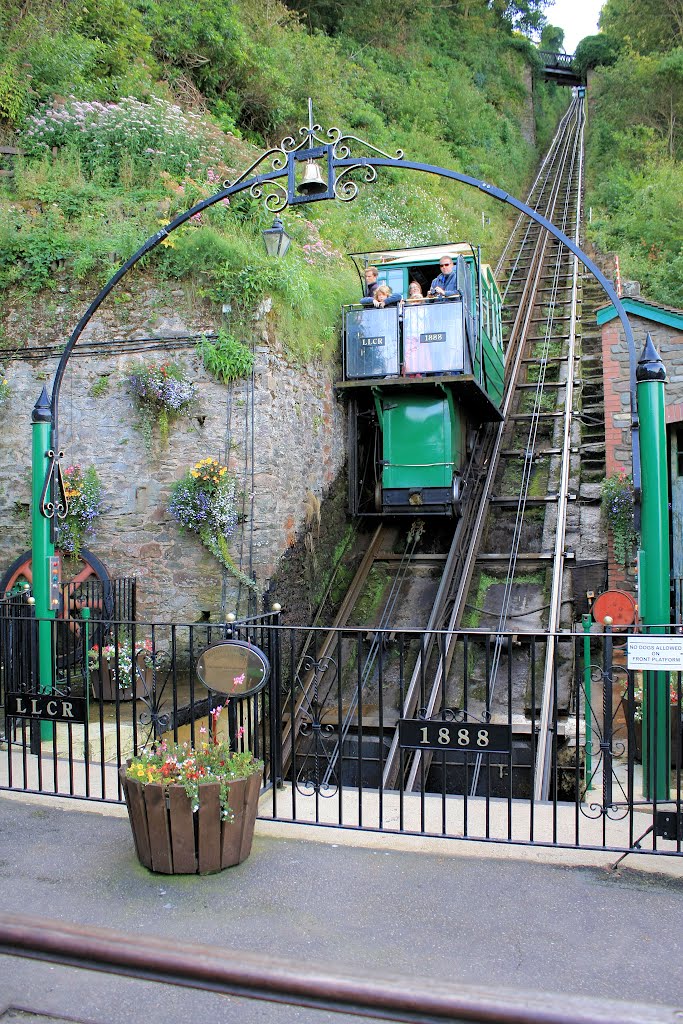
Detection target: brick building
<box><xmin>597</xmin><ymin>295</ymin><xmax>683</xmax><ymax>610</ymax></box>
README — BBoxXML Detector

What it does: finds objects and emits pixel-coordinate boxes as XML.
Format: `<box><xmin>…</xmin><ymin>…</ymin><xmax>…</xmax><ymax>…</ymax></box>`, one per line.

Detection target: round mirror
<box><xmin>196</xmin><ymin>640</ymin><xmax>270</xmax><ymax>698</ymax></box>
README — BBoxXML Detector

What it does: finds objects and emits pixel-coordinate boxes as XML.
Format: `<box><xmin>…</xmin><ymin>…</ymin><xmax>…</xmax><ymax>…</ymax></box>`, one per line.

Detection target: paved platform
<box><xmin>1</xmin><ymin>790</ymin><xmax>683</xmax><ymax>1023</ymax></box>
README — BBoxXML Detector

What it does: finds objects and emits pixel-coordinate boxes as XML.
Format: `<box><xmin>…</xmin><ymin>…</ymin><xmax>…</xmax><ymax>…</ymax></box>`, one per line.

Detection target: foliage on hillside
<box><xmin>584</xmin><ymin>0</ymin><xmax>683</xmax><ymax>307</ymax></box>
<box><xmin>0</xmin><ymin>0</ymin><xmax>566</xmax><ymax>360</ymax></box>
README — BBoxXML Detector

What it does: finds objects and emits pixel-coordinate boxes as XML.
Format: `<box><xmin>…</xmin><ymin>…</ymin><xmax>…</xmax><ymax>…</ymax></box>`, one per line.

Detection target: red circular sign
<box><xmin>591</xmin><ymin>590</ymin><xmax>637</xmax><ymax>627</ymax></box>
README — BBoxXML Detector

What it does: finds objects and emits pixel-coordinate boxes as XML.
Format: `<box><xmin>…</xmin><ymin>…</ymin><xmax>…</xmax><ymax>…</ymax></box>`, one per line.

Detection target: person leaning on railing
<box><xmin>360</xmin><ymin>283</ymin><xmax>402</xmax><ymax>308</ymax></box>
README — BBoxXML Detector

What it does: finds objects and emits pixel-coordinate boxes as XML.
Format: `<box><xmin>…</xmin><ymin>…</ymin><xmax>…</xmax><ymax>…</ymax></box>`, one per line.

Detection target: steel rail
<box><xmin>496</xmin><ymin>101</ymin><xmax>583</xmax><ymax>299</ymax></box>
<box><xmin>533</xmin><ymin>96</ymin><xmax>586</xmax><ymax>801</ymax></box>
<box><xmin>321</xmin><ymin>521</ymin><xmax>426</xmax><ymax>787</ymax></box>
<box><xmin>280</xmin><ymin>524</ymin><xmax>386</xmax><ymax>773</ymax></box>
<box><xmin>401</xmin><ymin>97</ymin><xmax>585</xmax><ymax>793</ymax></box>
<box><xmin>0</xmin><ymin>913</ymin><xmax>666</xmax><ymax>1024</ymax></box>
<box><xmin>395</xmin><ymin>110</ymin><xmax>579</xmax><ymax>790</ymax></box>
<box><xmin>467</xmin><ymin>98</ymin><xmax>584</xmax><ymax>795</ymax></box>
<box><xmin>380</xmin><ymin>516</ymin><xmax>470</xmax><ymax>789</ymax></box>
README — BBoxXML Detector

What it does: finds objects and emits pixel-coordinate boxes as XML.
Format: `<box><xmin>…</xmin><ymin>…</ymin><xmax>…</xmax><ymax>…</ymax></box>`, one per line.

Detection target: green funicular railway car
<box><xmin>337</xmin><ymin>244</ymin><xmax>505</xmax><ymax>517</ymax></box>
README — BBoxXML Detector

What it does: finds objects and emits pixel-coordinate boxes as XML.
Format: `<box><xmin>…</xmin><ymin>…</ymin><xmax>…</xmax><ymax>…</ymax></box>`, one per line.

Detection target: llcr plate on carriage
<box><xmin>195</xmin><ymin>640</ymin><xmax>270</xmax><ymax>698</ymax></box>
<box><xmin>399</xmin><ymin>719</ymin><xmax>511</xmax><ymax>753</ymax></box>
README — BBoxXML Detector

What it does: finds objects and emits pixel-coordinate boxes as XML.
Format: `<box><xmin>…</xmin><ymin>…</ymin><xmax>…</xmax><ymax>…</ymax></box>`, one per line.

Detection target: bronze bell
<box><xmin>297</xmin><ymin>159</ymin><xmax>327</xmax><ymax>196</ymax></box>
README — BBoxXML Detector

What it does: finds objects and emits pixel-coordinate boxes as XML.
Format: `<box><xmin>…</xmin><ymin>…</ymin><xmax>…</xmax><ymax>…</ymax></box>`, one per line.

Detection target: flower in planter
<box><xmin>58</xmin><ymin>464</ymin><xmax>105</xmax><ymax>558</ymax></box>
<box><xmin>168</xmin><ymin>457</ymin><xmax>256</xmax><ymax>589</ymax></box>
<box><xmin>88</xmin><ymin>638</ymin><xmax>135</xmax><ymax>690</ymax></box>
<box><xmin>126</xmin><ymin>706</ymin><xmax>263</xmax><ymax>819</ymax></box>
<box><xmin>126</xmin><ymin>361</ymin><xmax>195</xmax><ymax>450</ymax></box>
<box><xmin>88</xmin><ymin>633</ymin><xmax>164</xmax><ymax>690</ymax></box>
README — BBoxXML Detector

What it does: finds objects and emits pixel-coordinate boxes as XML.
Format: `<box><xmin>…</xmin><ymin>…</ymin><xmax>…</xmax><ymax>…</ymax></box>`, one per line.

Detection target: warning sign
<box><xmin>627</xmin><ymin>636</ymin><xmax>683</xmax><ymax>671</ymax></box>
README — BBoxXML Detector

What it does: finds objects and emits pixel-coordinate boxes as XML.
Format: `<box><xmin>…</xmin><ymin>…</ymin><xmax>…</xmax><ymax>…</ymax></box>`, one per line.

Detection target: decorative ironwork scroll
<box><xmin>294</xmin><ymin>652</ymin><xmax>339</xmax><ymax>797</ymax></box>
<box><xmin>223</xmin><ymin>99</ymin><xmax>403</xmax><ymax>214</ymax></box>
<box><xmin>39</xmin><ymin>450</ymin><xmax>68</xmax><ymax>520</ymax></box>
<box><xmin>579</xmin><ymin>630</ymin><xmax>631</xmax><ymax>822</ymax></box>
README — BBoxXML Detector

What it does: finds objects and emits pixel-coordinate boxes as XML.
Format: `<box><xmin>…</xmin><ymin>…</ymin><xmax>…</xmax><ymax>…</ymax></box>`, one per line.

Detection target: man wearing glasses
<box><xmin>428</xmin><ymin>256</ymin><xmax>458</xmax><ymax>298</ymax></box>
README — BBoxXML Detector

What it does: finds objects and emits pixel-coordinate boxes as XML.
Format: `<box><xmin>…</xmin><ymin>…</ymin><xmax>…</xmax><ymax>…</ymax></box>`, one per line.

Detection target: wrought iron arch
<box><xmin>44</xmin><ymin>100</ymin><xmax>640</xmax><ymax>516</ymax></box>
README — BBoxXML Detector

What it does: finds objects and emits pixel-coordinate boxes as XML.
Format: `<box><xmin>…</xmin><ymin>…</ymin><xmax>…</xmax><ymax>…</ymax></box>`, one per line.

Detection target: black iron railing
<box><xmin>1</xmin><ymin>607</ymin><xmax>681</xmax><ymax>858</ymax></box>
<box><xmin>0</xmin><ymin>612</ymin><xmax>277</xmax><ymax>802</ymax></box>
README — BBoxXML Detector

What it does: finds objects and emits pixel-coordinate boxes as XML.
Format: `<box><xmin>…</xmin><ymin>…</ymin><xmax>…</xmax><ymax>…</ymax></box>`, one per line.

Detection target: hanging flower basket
<box><xmin>168</xmin><ymin>457</ymin><xmax>256</xmax><ymax>590</ymax></box>
<box><xmin>59</xmin><ymin>464</ymin><xmax>105</xmax><ymax>558</ymax></box>
<box><xmin>600</xmin><ymin>472</ymin><xmax>636</xmax><ymax>567</ymax></box>
<box><xmin>126</xmin><ymin>361</ymin><xmax>195</xmax><ymax>451</ymax></box>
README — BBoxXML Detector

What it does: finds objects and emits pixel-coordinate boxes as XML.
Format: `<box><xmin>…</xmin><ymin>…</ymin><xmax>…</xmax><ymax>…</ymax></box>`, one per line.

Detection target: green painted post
<box><xmin>636</xmin><ymin>335</ymin><xmax>670</xmax><ymax>801</ymax></box>
<box><xmin>32</xmin><ymin>389</ymin><xmax>56</xmax><ymax>741</ymax></box>
<box><xmin>582</xmin><ymin>613</ymin><xmax>593</xmax><ymax>787</ymax></box>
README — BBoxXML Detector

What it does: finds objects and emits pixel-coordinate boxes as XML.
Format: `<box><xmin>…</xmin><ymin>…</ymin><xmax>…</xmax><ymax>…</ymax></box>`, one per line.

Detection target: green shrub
<box><xmin>0</xmin><ymin>61</ymin><xmax>32</xmax><ymax>129</ymax></box>
<box><xmin>198</xmin><ymin>329</ymin><xmax>254</xmax><ymax>383</ymax></box>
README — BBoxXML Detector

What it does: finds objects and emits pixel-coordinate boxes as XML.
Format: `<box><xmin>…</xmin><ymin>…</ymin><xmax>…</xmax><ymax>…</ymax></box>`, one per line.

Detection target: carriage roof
<box><xmin>347</xmin><ymin>242</ymin><xmax>475</xmax><ymax>269</ymax></box>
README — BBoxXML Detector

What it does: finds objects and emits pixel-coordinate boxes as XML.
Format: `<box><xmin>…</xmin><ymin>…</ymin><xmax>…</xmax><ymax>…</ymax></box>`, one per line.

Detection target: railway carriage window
<box><xmin>345</xmin><ymin>306</ymin><xmax>400</xmax><ymax>378</ymax></box>
<box><xmin>407</xmin><ymin>265</ymin><xmax>432</xmax><ymax>296</ymax></box>
<box><xmin>380</xmin><ymin>268</ymin><xmax>404</xmax><ymax>296</ymax></box>
<box><xmin>403</xmin><ymin>301</ymin><xmax>466</xmax><ymax>375</ymax></box>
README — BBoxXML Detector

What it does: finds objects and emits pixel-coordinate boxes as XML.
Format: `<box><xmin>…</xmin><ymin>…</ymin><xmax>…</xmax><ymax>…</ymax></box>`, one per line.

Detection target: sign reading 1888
<box><xmin>399</xmin><ymin>719</ymin><xmax>511</xmax><ymax>753</ymax></box>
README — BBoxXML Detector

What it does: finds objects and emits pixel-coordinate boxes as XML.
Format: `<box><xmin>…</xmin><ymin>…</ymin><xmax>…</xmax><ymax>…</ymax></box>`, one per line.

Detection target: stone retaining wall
<box><xmin>0</xmin><ymin>286</ymin><xmax>345</xmax><ymax>622</ymax></box>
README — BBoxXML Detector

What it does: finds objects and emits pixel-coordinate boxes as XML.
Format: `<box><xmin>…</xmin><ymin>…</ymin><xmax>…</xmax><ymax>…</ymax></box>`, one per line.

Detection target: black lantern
<box><xmin>262</xmin><ymin>216</ymin><xmax>291</xmax><ymax>257</ymax></box>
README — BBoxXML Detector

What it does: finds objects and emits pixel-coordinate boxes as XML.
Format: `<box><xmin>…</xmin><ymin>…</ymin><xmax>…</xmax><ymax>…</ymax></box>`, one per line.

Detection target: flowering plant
<box><xmin>0</xmin><ymin>376</ymin><xmax>9</xmax><ymax>408</ymax></box>
<box><xmin>125</xmin><ymin>706</ymin><xmax>263</xmax><ymax>819</ymax></box>
<box><xmin>624</xmin><ymin>675</ymin><xmax>682</xmax><ymax>723</ymax></box>
<box><xmin>88</xmin><ymin>639</ymin><xmax>135</xmax><ymax>690</ymax></box>
<box><xmin>126</xmin><ymin>361</ymin><xmax>195</xmax><ymax>450</ymax></box>
<box><xmin>600</xmin><ymin>471</ymin><xmax>636</xmax><ymax>566</ymax></box>
<box><xmin>168</xmin><ymin>458</ymin><xmax>256</xmax><ymax>589</ymax></box>
<box><xmin>59</xmin><ymin>464</ymin><xmax>105</xmax><ymax>558</ymax></box>
<box><xmin>20</xmin><ymin>96</ymin><xmax>222</xmax><ymax>182</ymax></box>
<box><xmin>88</xmin><ymin>633</ymin><xmax>166</xmax><ymax>690</ymax></box>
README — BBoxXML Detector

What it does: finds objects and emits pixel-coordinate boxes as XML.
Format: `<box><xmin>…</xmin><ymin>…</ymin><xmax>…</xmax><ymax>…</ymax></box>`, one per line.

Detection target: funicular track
<box><xmin>394</xmin><ymin>94</ymin><xmax>586</xmax><ymax>799</ymax></box>
<box><xmin>286</xmin><ymin>96</ymin><xmax>586</xmax><ymax>800</ymax></box>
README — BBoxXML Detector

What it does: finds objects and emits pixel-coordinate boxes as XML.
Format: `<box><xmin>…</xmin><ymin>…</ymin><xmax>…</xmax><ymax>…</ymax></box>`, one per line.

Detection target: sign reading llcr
<box><xmin>6</xmin><ymin>692</ymin><xmax>87</xmax><ymax>724</ymax></box>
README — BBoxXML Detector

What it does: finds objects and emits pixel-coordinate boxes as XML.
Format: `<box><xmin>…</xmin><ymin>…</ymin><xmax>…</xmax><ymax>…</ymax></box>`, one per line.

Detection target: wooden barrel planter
<box><xmin>119</xmin><ymin>768</ymin><xmax>262</xmax><ymax>874</ymax></box>
<box><xmin>91</xmin><ymin>652</ymin><xmax>151</xmax><ymax>702</ymax></box>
